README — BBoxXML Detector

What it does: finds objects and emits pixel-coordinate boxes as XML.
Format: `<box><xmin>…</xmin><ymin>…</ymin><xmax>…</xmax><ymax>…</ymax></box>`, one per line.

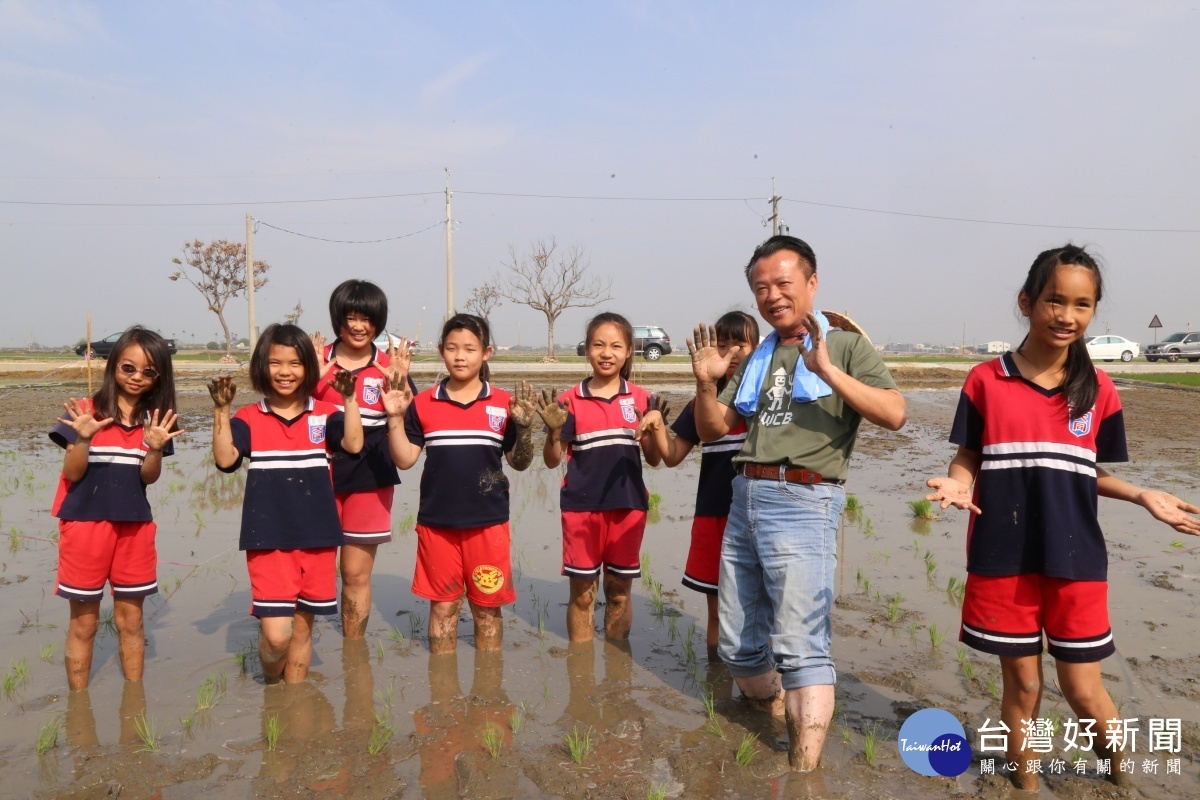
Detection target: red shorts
<box><xmin>412</xmin><ymin>522</ymin><xmax>515</xmax><ymax>607</ymax></box>
<box><xmin>961</xmin><ymin>573</ymin><xmax>1114</xmax><ymax>663</ymax></box>
<box><xmin>682</xmin><ymin>516</ymin><xmax>727</xmax><ymax>595</ymax></box>
<box><xmin>561</xmin><ymin>509</ymin><xmax>647</xmax><ymax>581</ymax></box>
<box><xmin>246</xmin><ymin>548</ymin><xmax>338</xmax><ymax>617</ymax></box>
<box><xmin>336</xmin><ymin>487</ymin><xmax>394</xmax><ymax>546</ymax></box>
<box><xmin>55</xmin><ymin>519</ymin><xmax>158</xmax><ymax>602</ymax></box>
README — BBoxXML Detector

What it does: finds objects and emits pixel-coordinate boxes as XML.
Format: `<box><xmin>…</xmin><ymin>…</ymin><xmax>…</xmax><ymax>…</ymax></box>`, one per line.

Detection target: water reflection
<box><xmin>256</xmin><ymin>679</ymin><xmax>336</xmax><ymax>786</ymax></box>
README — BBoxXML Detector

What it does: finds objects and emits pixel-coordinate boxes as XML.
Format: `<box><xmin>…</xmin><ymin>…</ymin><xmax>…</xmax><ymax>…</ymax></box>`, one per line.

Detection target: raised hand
<box><xmin>632</xmin><ymin>406</ymin><xmax>664</xmax><ymax>442</ymax></box>
<box><xmin>535</xmin><ymin>387</ymin><xmax>568</xmax><ymax>431</ymax></box>
<box><xmin>925</xmin><ymin>476</ymin><xmax>981</xmax><ymax>514</ymax></box>
<box><xmin>648</xmin><ymin>394</ymin><xmax>671</xmax><ymax>425</ymax></box>
<box><xmin>330</xmin><ymin>367</ymin><xmax>356</xmax><ymax>400</ymax></box>
<box><xmin>383</xmin><ymin>336</ymin><xmax>416</xmax><ymax>375</ymax></box>
<box><xmin>143</xmin><ymin>409</ymin><xmax>185</xmax><ymax>452</ymax></box>
<box><xmin>381</xmin><ymin>370</ymin><xmax>414</xmax><ymax>418</ymax></box>
<box><xmin>60</xmin><ymin>398</ymin><xmax>114</xmax><ymax>441</ymax></box>
<box><xmin>509</xmin><ymin>381</ymin><xmax>538</xmax><ymax>428</ymax></box>
<box><xmin>1138</xmin><ymin>490</ymin><xmax>1200</xmax><ymax>536</ymax></box>
<box><xmin>311</xmin><ymin>331</ymin><xmax>327</xmax><ymax>360</ymax></box>
<box><xmin>688</xmin><ymin>323</ymin><xmax>734</xmax><ymax>385</ymax></box>
<box><xmin>795</xmin><ymin>313</ymin><xmax>833</xmax><ymax>378</ymax></box>
<box><xmin>208</xmin><ymin>376</ymin><xmax>237</xmax><ymax>409</ymax></box>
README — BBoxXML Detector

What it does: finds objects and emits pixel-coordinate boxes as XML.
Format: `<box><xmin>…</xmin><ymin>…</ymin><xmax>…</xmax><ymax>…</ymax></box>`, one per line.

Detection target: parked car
<box><xmin>1144</xmin><ymin>331</ymin><xmax>1200</xmax><ymax>362</ymax></box>
<box><xmin>575</xmin><ymin>325</ymin><xmax>673</xmax><ymax>360</ymax></box>
<box><xmin>1084</xmin><ymin>335</ymin><xmax>1139</xmax><ymax>362</ymax></box>
<box><xmin>76</xmin><ymin>332</ymin><xmax>177</xmax><ymax>358</ymax></box>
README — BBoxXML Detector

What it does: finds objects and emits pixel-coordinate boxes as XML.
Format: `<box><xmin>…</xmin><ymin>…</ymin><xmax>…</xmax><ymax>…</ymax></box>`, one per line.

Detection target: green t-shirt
<box><xmin>717</xmin><ymin>331</ymin><xmax>898</xmax><ymax>481</ymax></box>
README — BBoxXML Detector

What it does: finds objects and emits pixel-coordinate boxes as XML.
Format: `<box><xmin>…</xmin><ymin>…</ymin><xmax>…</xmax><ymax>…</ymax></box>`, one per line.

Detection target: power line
<box><xmin>0</xmin><ymin>191</ymin><xmax>440</xmax><ymax>208</ymax></box>
<box><xmin>255</xmin><ymin>219</ymin><xmax>443</xmax><ymax>244</ymax></box>
<box><xmin>456</xmin><ymin>190</ymin><xmax>758</xmax><ymax>201</ymax></box>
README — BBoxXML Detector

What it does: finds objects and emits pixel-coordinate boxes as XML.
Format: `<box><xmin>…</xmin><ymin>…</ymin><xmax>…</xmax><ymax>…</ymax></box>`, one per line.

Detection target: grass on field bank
<box><xmin>1120</xmin><ymin>373</ymin><xmax>1200</xmax><ymax>387</ymax></box>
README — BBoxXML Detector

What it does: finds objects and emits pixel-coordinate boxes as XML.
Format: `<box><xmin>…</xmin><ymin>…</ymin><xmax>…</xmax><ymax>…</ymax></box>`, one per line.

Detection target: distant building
<box><xmin>983</xmin><ymin>341</ymin><xmax>1011</xmax><ymax>354</ymax></box>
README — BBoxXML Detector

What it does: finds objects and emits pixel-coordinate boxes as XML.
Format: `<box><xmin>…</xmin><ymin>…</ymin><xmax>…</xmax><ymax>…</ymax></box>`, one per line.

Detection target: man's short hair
<box><xmin>744</xmin><ymin>235</ymin><xmax>817</xmax><ymax>284</ymax></box>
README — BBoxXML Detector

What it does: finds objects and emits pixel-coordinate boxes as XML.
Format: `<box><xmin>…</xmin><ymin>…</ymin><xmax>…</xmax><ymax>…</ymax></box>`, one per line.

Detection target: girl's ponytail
<box><xmin>1064</xmin><ymin>336</ymin><xmax>1098</xmax><ymax>420</ymax></box>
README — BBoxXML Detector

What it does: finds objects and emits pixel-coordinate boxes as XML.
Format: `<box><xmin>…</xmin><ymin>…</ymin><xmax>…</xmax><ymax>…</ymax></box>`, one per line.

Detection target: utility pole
<box><xmin>246</xmin><ymin>212</ymin><xmax>258</xmax><ymax>351</ymax></box>
<box><xmin>768</xmin><ymin>177</ymin><xmax>781</xmax><ymax>236</ymax></box>
<box><xmin>445</xmin><ymin>168</ymin><xmax>454</xmax><ymax>321</ymax></box>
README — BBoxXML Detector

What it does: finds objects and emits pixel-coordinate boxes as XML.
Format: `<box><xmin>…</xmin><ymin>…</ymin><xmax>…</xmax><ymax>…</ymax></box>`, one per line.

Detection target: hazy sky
<box><xmin>3</xmin><ymin>1</ymin><xmax>1199</xmax><ymax>351</ymax></box>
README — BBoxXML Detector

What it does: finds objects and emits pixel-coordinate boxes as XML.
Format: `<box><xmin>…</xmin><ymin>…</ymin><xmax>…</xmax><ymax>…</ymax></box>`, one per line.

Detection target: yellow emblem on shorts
<box><xmin>472</xmin><ymin>564</ymin><xmax>505</xmax><ymax>594</ymax></box>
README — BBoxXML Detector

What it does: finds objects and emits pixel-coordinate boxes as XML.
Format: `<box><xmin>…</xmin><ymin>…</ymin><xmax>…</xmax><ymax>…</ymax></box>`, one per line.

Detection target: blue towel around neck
<box><xmin>733</xmin><ymin>311</ymin><xmax>832</xmax><ymax>416</ymax></box>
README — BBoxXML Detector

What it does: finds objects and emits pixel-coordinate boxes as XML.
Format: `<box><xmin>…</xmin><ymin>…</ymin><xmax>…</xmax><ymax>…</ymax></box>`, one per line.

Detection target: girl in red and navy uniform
<box><xmin>384</xmin><ymin>314</ymin><xmax>537</xmax><ymax>653</ymax></box>
<box><xmin>643</xmin><ymin>311</ymin><xmax>758</xmax><ymax>652</ymax></box>
<box><xmin>211</xmin><ymin>323</ymin><xmax>363</xmax><ymax>683</ymax></box>
<box><xmin>539</xmin><ymin>311</ymin><xmax>664</xmax><ymax>643</ymax></box>
<box><xmin>50</xmin><ymin>326</ymin><xmax>182</xmax><ymax>690</ymax></box>
<box><xmin>926</xmin><ymin>245</ymin><xmax>1200</xmax><ymax>792</ymax></box>
<box><xmin>310</xmin><ymin>279</ymin><xmax>416</xmax><ymax>638</ymax></box>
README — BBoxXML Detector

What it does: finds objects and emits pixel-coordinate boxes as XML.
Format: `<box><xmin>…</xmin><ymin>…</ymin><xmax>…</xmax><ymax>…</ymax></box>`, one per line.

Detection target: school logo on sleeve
<box><xmin>619</xmin><ymin>396</ymin><xmax>638</xmax><ymax>424</ymax></box>
<box><xmin>485</xmin><ymin>405</ymin><xmax>508</xmax><ymax>432</ymax></box>
<box><xmin>472</xmin><ymin>564</ymin><xmax>505</xmax><ymax>594</ymax></box>
<box><xmin>361</xmin><ymin>377</ymin><xmax>383</xmax><ymax>406</ymax></box>
<box><xmin>1068</xmin><ymin>410</ymin><xmax>1094</xmax><ymax>438</ymax></box>
<box><xmin>308</xmin><ymin>414</ymin><xmax>328</xmax><ymax>444</ymax></box>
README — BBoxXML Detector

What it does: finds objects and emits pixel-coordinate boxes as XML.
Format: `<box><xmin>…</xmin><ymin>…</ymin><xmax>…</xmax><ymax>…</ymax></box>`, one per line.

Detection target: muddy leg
<box><xmin>784</xmin><ymin>685</ymin><xmax>835</xmax><ymax>772</ymax></box>
<box><xmin>339</xmin><ymin>543</ymin><xmax>378</xmax><ymax>639</ymax></box>
<box><xmin>113</xmin><ymin>596</ymin><xmax>146</xmax><ymax>681</ymax></box>
<box><xmin>283</xmin><ymin>610</ymin><xmax>315</xmax><ymax>683</ymax></box>
<box><xmin>705</xmin><ymin>594</ymin><xmax>719</xmax><ymax>651</ymax></box>
<box><xmin>1056</xmin><ymin>659</ymin><xmax>1132</xmax><ymax>788</ymax></box>
<box><xmin>429</xmin><ymin>598</ymin><xmax>463</xmax><ymax>654</ymax></box>
<box><xmin>733</xmin><ymin>670</ymin><xmax>785</xmax><ymax>715</ymax></box>
<box><xmin>469</xmin><ymin>601</ymin><xmax>503</xmax><ymax>651</ymax></box>
<box><xmin>65</xmin><ymin>600</ymin><xmax>100</xmax><ymax>691</ymax></box>
<box><xmin>567</xmin><ymin>578</ymin><xmax>598</xmax><ymax>642</ymax></box>
<box><xmin>1000</xmin><ymin>654</ymin><xmax>1044</xmax><ymax>792</ymax></box>
<box><xmin>602</xmin><ymin>574</ymin><xmax>633</xmax><ymax>640</ymax></box>
<box><xmin>259</xmin><ymin>616</ymin><xmax>294</xmax><ymax>684</ymax></box>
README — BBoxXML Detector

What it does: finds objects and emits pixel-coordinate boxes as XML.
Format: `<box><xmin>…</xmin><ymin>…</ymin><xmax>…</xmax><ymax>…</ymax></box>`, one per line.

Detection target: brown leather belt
<box><xmin>735</xmin><ymin>462</ymin><xmax>843</xmax><ymax>485</ymax></box>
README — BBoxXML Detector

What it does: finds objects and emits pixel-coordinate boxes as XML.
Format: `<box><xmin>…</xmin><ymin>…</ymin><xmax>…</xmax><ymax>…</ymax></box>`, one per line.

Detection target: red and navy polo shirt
<box><xmin>49</xmin><ymin>398</ymin><xmax>173</xmax><ymax>522</ymax></box>
<box><xmin>557</xmin><ymin>378</ymin><xmax>653</xmax><ymax>512</ymax></box>
<box><xmin>672</xmin><ymin>398</ymin><xmax>748</xmax><ymax>518</ymax></box>
<box><xmin>950</xmin><ymin>353</ymin><xmax>1127</xmax><ymax>581</ymax></box>
<box><xmin>314</xmin><ymin>341</ymin><xmax>416</xmax><ymax>494</ymax></box>
<box><xmin>220</xmin><ymin>397</ymin><xmax>346</xmax><ymax>551</ymax></box>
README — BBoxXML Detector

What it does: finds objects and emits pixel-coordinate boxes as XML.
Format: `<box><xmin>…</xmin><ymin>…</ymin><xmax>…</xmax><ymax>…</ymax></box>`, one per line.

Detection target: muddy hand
<box><xmin>1139</xmin><ymin>490</ymin><xmax>1200</xmax><ymax>536</ymax></box>
<box><xmin>311</xmin><ymin>331</ymin><xmax>327</xmax><ymax>360</ymax></box>
<box><xmin>925</xmin><ymin>476</ymin><xmax>981</xmax><ymax>514</ymax></box>
<box><xmin>509</xmin><ymin>381</ymin><xmax>537</xmax><ymax>428</ymax></box>
<box><xmin>208</xmin><ymin>376</ymin><xmax>237</xmax><ymax>409</ymax></box>
<box><xmin>536</xmin><ymin>387</ymin><xmax>568</xmax><ymax>431</ymax></box>
<box><xmin>383</xmin><ymin>336</ymin><xmax>416</xmax><ymax>374</ymax></box>
<box><xmin>381</xmin><ymin>370</ymin><xmax>413</xmax><ymax>417</ymax></box>
<box><xmin>796</xmin><ymin>313</ymin><xmax>832</xmax><ymax>377</ymax></box>
<box><xmin>330</xmin><ymin>367</ymin><xmax>357</xmax><ymax>399</ymax></box>
<box><xmin>632</xmin><ymin>406</ymin><xmax>664</xmax><ymax>441</ymax></box>
<box><xmin>648</xmin><ymin>394</ymin><xmax>671</xmax><ymax>425</ymax></box>
<box><xmin>60</xmin><ymin>398</ymin><xmax>114</xmax><ymax>440</ymax></box>
<box><xmin>688</xmin><ymin>323</ymin><xmax>732</xmax><ymax>385</ymax></box>
<box><xmin>143</xmin><ymin>409</ymin><xmax>185</xmax><ymax>451</ymax></box>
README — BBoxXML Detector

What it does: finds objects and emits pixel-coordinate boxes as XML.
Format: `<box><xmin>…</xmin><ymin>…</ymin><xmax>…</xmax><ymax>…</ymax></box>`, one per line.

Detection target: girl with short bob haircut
<box><xmin>926</xmin><ymin>244</ymin><xmax>1200</xmax><ymax>792</ymax></box>
<box><xmin>50</xmin><ymin>326</ymin><xmax>183</xmax><ymax>689</ymax></box>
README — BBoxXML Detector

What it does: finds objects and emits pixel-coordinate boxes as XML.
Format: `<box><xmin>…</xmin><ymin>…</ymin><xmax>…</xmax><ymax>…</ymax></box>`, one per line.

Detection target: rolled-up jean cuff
<box><xmin>721</xmin><ymin>657</ymin><xmax>776</xmax><ymax>679</ymax></box>
<box><xmin>779</xmin><ymin>665</ymin><xmax>836</xmax><ymax>690</ymax></box>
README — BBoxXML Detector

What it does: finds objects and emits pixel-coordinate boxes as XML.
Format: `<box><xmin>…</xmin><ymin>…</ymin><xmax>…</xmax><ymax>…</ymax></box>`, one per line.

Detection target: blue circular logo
<box><xmin>897</xmin><ymin>708</ymin><xmax>972</xmax><ymax>777</ymax></box>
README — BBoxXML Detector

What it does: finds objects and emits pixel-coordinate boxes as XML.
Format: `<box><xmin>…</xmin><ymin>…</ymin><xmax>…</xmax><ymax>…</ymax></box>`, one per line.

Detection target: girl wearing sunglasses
<box><xmin>50</xmin><ymin>325</ymin><xmax>182</xmax><ymax>690</ymax></box>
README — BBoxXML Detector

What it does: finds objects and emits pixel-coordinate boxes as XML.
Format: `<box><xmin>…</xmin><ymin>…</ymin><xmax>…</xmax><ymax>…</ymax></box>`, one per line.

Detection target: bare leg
<box><xmin>469</xmin><ymin>601</ymin><xmax>503</xmax><ymax>651</ymax></box>
<box><xmin>705</xmin><ymin>594</ymin><xmax>719</xmax><ymax>651</ymax></box>
<box><xmin>1000</xmin><ymin>654</ymin><xmax>1044</xmax><ymax>792</ymax></box>
<box><xmin>733</xmin><ymin>670</ymin><xmax>786</xmax><ymax>715</ymax></box>
<box><xmin>339</xmin><ymin>543</ymin><xmax>378</xmax><ymax>639</ymax></box>
<box><xmin>784</xmin><ymin>684</ymin><xmax>835</xmax><ymax>772</ymax></box>
<box><xmin>65</xmin><ymin>600</ymin><xmax>100</xmax><ymax>691</ymax></box>
<box><xmin>283</xmin><ymin>611</ymin><xmax>315</xmax><ymax>683</ymax></box>
<box><xmin>113</xmin><ymin>596</ymin><xmax>146</xmax><ymax>681</ymax></box>
<box><xmin>602</xmin><ymin>575</ymin><xmax>633</xmax><ymax>640</ymax></box>
<box><xmin>259</xmin><ymin>616</ymin><xmax>294</xmax><ymax>684</ymax></box>
<box><xmin>429</xmin><ymin>599</ymin><xmax>463</xmax><ymax>654</ymax></box>
<box><xmin>567</xmin><ymin>578</ymin><xmax>598</xmax><ymax>642</ymax></box>
<box><xmin>1056</xmin><ymin>660</ymin><xmax>1131</xmax><ymax>787</ymax></box>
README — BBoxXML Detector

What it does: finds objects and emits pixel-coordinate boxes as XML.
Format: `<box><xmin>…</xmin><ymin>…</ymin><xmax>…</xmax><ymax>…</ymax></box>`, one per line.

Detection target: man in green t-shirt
<box><xmin>690</xmin><ymin>235</ymin><xmax>906</xmax><ymax>772</ymax></box>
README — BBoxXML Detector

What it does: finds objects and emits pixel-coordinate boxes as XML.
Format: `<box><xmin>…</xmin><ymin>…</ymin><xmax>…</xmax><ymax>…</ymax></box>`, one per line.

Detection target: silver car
<box><xmin>1144</xmin><ymin>331</ymin><xmax>1200</xmax><ymax>363</ymax></box>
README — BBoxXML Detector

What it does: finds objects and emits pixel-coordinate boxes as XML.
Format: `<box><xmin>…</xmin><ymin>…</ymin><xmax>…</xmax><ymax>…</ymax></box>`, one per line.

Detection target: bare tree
<box><xmin>284</xmin><ymin>299</ymin><xmax>304</xmax><ymax>326</ymax></box>
<box><xmin>170</xmin><ymin>239</ymin><xmax>270</xmax><ymax>354</ymax></box>
<box><xmin>497</xmin><ymin>238</ymin><xmax>611</xmax><ymax>360</ymax></box>
<box><xmin>463</xmin><ymin>283</ymin><xmax>503</xmax><ymax>325</ymax></box>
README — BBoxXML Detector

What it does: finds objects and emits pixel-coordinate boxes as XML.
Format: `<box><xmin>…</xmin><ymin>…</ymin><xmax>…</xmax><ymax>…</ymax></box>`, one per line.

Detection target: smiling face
<box><xmin>267</xmin><ymin>344</ymin><xmax>306</xmax><ymax>400</ymax></box>
<box><xmin>113</xmin><ymin>343</ymin><xmax>158</xmax><ymax>402</ymax></box>
<box><xmin>749</xmin><ymin>249</ymin><xmax>818</xmax><ymax>338</ymax></box>
<box><xmin>338</xmin><ymin>312</ymin><xmax>378</xmax><ymax>352</ymax></box>
<box><xmin>439</xmin><ymin>327</ymin><xmax>490</xmax><ymax>384</ymax></box>
<box><xmin>1019</xmin><ymin>264</ymin><xmax>1098</xmax><ymax>356</ymax></box>
<box><xmin>717</xmin><ymin>336</ymin><xmax>753</xmax><ymax>379</ymax></box>
<box><xmin>586</xmin><ymin>322</ymin><xmax>631</xmax><ymax>380</ymax></box>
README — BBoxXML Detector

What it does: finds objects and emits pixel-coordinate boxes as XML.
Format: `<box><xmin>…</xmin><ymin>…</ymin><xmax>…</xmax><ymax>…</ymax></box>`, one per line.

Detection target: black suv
<box><xmin>575</xmin><ymin>325</ymin><xmax>672</xmax><ymax>360</ymax></box>
<box><xmin>77</xmin><ymin>332</ymin><xmax>178</xmax><ymax>358</ymax></box>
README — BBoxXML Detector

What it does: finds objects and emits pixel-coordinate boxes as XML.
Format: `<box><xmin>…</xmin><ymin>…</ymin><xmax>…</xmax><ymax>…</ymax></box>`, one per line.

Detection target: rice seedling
<box><xmin>180</xmin><ymin>712</ymin><xmax>197</xmax><ymax>738</ymax></box>
<box><xmin>863</xmin><ymin>722</ymin><xmax>885</xmax><ymax>766</ymax></box>
<box><xmin>912</xmin><ymin>539</ymin><xmax>922</xmax><ymax>558</ymax></box>
<box><xmin>956</xmin><ymin>645</ymin><xmax>967</xmax><ymax>666</ymax></box>
<box><xmin>1168</xmin><ymin>539</ymin><xmax>1184</xmax><ymax>550</ymax></box>
<box><xmin>924</xmin><ymin>551</ymin><xmax>937</xmax><ymax>579</ymax></box>
<box><xmin>682</xmin><ymin>636</ymin><xmax>697</xmax><ymax>667</ymax></box>
<box><xmin>396</xmin><ymin>513</ymin><xmax>416</xmax><ymax>535</ymax></box>
<box><xmin>196</xmin><ymin>671</ymin><xmax>227</xmax><ymax>710</ymax></box>
<box><xmin>647</xmin><ymin>782</ymin><xmax>669</xmax><ymax>800</ymax></box>
<box><xmin>564</xmin><ymin>724</ymin><xmax>592</xmax><ymax>764</ymax></box>
<box><xmin>133</xmin><ymin>711</ymin><xmax>161</xmax><ymax>753</ymax></box>
<box><xmin>265</xmin><ymin>713</ymin><xmax>282</xmax><ymax>752</ymax></box>
<box><xmin>844</xmin><ymin>494</ymin><xmax>861</xmax><ymax>514</ymax></box>
<box><xmin>375</xmin><ymin>640</ymin><xmax>386</xmax><ymax>662</ymax></box>
<box><xmin>861</xmin><ymin>577</ymin><xmax>872</xmax><ymax>597</ymax></box>
<box><xmin>409</xmin><ymin>612</ymin><xmax>424</xmax><ymax>640</ymax></box>
<box><xmin>701</xmin><ymin>684</ymin><xmax>717</xmax><ymax>719</ymax></box>
<box><xmin>7</xmin><ymin>527</ymin><xmax>19</xmax><ymax>553</ymax></box>
<box><xmin>667</xmin><ymin>614</ymin><xmax>679</xmax><ymax>642</ymax></box>
<box><xmin>862</xmin><ymin>517</ymin><xmax>876</xmax><ymax>537</ymax></box>
<box><xmin>648</xmin><ymin>492</ymin><xmax>662</xmax><ymax>512</ymax></box>
<box><xmin>387</xmin><ymin>626</ymin><xmax>406</xmax><ymax>646</ymax></box>
<box><xmin>907</xmin><ymin>621</ymin><xmax>918</xmax><ymax>638</ymax></box>
<box><xmin>99</xmin><ymin>608</ymin><xmax>117</xmax><ymax>638</ymax></box>
<box><xmin>703</xmin><ymin>715</ymin><xmax>725</xmax><ymax>738</ymax></box>
<box><xmin>961</xmin><ymin>658</ymin><xmax>975</xmax><ymax>681</ymax></box>
<box><xmin>872</xmin><ymin>588</ymin><xmax>881</xmax><ymax>603</ymax></box>
<box><xmin>36</xmin><ymin>717</ymin><xmax>63</xmax><ymax>754</ymax></box>
<box><xmin>868</xmin><ymin>547</ymin><xmax>890</xmax><ymax>563</ymax></box>
<box><xmin>885</xmin><ymin>593</ymin><xmax>903</xmax><ymax>623</ymax></box>
<box><xmin>928</xmin><ymin>624</ymin><xmax>945</xmax><ymax>648</ymax></box>
<box><xmin>986</xmin><ymin>674</ymin><xmax>999</xmax><ymax>699</ymax></box>
<box><xmin>481</xmin><ymin>722</ymin><xmax>504</xmax><ymax>758</ymax></box>
<box><xmin>734</xmin><ymin>732</ymin><xmax>759</xmax><ymax>767</ymax></box>
<box><xmin>855</xmin><ymin>567</ymin><xmax>864</xmax><ymax>590</ymax></box>
<box><xmin>640</xmin><ymin>551</ymin><xmax>653</xmax><ymax>583</ymax></box>
<box><xmin>233</xmin><ymin>651</ymin><xmax>247</xmax><ymax>673</ymax></box>
<box><xmin>907</xmin><ymin>499</ymin><xmax>937</xmax><ymax>520</ymax></box>
<box><xmin>510</xmin><ymin>706</ymin><xmax>523</xmax><ymax>734</ymax></box>
<box><xmin>3</xmin><ymin>658</ymin><xmax>30</xmax><ymax>697</ymax></box>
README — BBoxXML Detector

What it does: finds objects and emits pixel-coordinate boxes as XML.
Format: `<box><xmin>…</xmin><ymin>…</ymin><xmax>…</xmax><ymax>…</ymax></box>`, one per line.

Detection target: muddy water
<box><xmin>0</xmin><ymin>379</ymin><xmax>1196</xmax><ymax>799</ymax></box>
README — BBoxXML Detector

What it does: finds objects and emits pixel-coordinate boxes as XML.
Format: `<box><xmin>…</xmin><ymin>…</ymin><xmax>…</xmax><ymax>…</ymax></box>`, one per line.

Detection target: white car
<box><xmin>1085</xmin><ymin>335</ymin><xmax>1140</xmax><ymax>362</ymax></box>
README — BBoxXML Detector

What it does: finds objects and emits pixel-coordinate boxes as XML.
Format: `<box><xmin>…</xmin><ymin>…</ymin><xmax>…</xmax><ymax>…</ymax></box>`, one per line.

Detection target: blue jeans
<box><xmin>717</xmin><ymin>474</ymin><xmax>845</xmax><ymax>690</ymax></box>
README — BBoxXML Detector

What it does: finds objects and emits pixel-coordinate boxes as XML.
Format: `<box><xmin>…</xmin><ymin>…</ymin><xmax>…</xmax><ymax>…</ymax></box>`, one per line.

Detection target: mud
<box><xmin>0</xmin><ymin>368</ymin><xmax>1196</xmax><ymax>798</ymax></box>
